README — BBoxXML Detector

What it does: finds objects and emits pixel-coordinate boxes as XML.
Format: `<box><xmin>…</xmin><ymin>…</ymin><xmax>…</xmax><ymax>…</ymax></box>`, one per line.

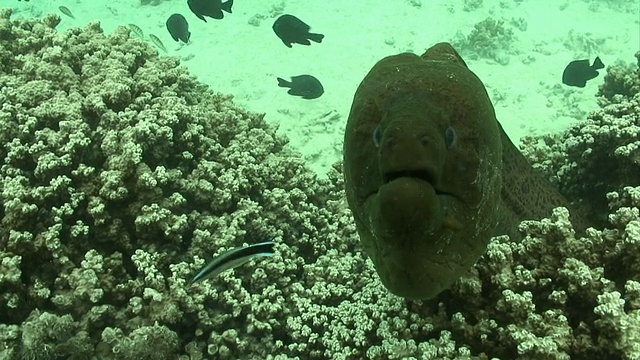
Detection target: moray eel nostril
<box><xmin>343</xmin><ymin>42</ymin><xmax>583</xmax><ymax>300</ymax></box>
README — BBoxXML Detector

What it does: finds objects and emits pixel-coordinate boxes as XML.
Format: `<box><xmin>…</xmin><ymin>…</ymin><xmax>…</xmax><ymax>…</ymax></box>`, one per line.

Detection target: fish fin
<box><xmin>592</xmin><ymin>56</ymin><xmax>604</xmax><ymax>70</ymax></box>
<box><xmin>222</xmin><ymin>0</ymin><xmax>233</xmax><ymax>13</ymax></box>
<box><xmin>307</xmin><ymin>32</ymin><xmax>324</xmax><ymax>44</ymax></box>
<box><xmin>277</xmin><ymin>77</ymin><xmax>291</xmax><ymax>87</ymax></box>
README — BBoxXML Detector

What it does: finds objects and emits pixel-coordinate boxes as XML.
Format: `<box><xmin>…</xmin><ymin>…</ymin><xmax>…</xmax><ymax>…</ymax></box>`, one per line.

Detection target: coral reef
<box><xmin>580</xmin><ymin>0</ymin><xmax>639</xmax><ymax>12</ymax></box>
<box><xmin>1</xmin><ymin>9</ymin><xmax>640</xmax><ymax>360</ymax></box>
<box><xmin>521</xmin><ymin>54</ymin><xmax>640</xmax><ymax>226</ymax></box>
<box><xmin>462</xmin><ymin>0</ymin><xmax>483</xmax><ymax>12</ymax></box>
<box><xmin>452</xmin><ymin>17</ymin><xmax>518</xmax><ymax>65</ymax></box>
<box><xmin>562</xmin><ymin>30</ymin><xmax>606</xmax><ymax>58</ymax></box>
<box><xmin>597</xmin><ymin>51</ymin><xmax>640</xmax><ymax>104</ymax></box>
<box><xmin>139</xmin><ymin>0</ymin><xmax>167</xmax><ymax>6</ymax></box>
<box><xmin>247</xmin><ymin>2</ymin><xmax>285</xmax><ymax>27</ymax></box>
<box><xmin>0</xmin><ymin>8</ymin><xmax>347</xmax><ymax>359</ymax></box>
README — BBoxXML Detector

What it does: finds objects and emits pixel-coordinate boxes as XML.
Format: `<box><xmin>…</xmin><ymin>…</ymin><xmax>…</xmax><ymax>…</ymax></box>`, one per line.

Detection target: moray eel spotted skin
<box><xmin>343</xmin><ymin>43</ymin><xmax>577</xmax><ymax>299</ymax></box>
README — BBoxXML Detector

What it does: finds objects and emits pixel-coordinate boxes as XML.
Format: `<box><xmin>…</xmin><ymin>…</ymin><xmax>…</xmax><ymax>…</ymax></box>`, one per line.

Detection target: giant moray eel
<box><xmin>343</xmin><ymin>43</ymin><xmax>580</xmax><ymax>299</ymax></box>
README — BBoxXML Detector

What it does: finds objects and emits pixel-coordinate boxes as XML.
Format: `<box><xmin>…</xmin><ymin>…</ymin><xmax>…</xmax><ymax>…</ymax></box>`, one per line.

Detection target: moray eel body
<box><xmin>343</xmin><ymin>43</ymin><xmax>576</xmax><ymax>299</ymax></box>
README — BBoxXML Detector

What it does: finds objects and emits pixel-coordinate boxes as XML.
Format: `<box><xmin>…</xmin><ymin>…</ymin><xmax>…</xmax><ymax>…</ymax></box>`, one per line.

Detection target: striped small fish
<box><xmin>128</xmin><ymin>24</ymin><xmax>144</xmax><ymax>39</ymax></box>
<box><xmin>58</xmin><ymin>6</ymin><xmax>75</xmax><ymax>19</ymax></box>
<box><xmin>190</xmin><ymin>241</ymin><xmax>275</xmax><ymax>284</ymax></box>
<box><xmin>147</xmin><ymin>34</ymin><xmax>167</xmax><ymax>53</ymax></box>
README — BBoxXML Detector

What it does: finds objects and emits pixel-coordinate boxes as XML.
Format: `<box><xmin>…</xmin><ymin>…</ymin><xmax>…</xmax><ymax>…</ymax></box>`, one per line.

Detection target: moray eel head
<box><xmin>343</xmin><ymin>43</ymin><xmax>503</xmax><ymax>299</ymax></box>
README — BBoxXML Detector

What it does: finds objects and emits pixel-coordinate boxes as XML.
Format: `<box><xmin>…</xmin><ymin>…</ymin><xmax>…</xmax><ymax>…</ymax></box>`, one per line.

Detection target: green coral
<box><xmin>520</xmin><ymin>54</ymin><xmax>640</xmax><ymax>227</ymax></box>
<box><xmin>597</xmin><ymin>52</ymin><xmax>640</xmax><ymax>104</ymax></box>
<box><xmin>462</xmin><ymin>0</ymin><xmax>483</xmax><ymax>12</ymax></box>
<box><xmin>100</xmin><ymin>324</ymin><xmax>180</xmax><ymax>359</ymax></box>
<box><xmin>20</xmin><ymin>311</ymin><xmax>93</xmax><ymax>358</ymax></box>
<box><xmin>0</xmin><ymin>8</ymin><xmax>341</xmax><ymax>358</ymax></box>
<box><xmin>139</xmin><ymin>0</ymin><xmax>167</xmax><ymax>5</ymax></box>
<box><xmin>562</xmin><ymin>30</ymin><xmax>606</xmax><ymax>57</ymax></box>
<box><xmin>2</xmin><ymin>8</ymin><xmax>640</xmax><ymax>360</ymax></box>
<box><xmin>453</xmin><ymin>17</ymin><xmax>517</xmax><ymax>65</ymax></box>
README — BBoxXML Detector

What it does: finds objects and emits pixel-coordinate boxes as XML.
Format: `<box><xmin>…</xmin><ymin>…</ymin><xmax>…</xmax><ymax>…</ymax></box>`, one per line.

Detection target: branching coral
<box><xmin>597</xmin><ymin>51</ymin><xmax>640</xmax><ymax>104</ymax></box>
<box><xmin>452</xmin><ymin>17</ymin><xmax>518</xmax><ymax>65</ymax></box>
<box><xmin>2</xmin><ymin>8</ymin><xmax>640</xmax><ymax>360</ymax></box>
<box><xmin>0</xmin><ymin>8</ymin><xmax>345</xmax><ymax>359</ymax></box>
<box><xmin>520</xmin><ymin>54</ymin><xmax>640</xmax><ymax>226</ymax></box>
<box><xmin>562</xmin><ymin>30</ymin><xmax>606</xmax><ymax>57</ymax></box>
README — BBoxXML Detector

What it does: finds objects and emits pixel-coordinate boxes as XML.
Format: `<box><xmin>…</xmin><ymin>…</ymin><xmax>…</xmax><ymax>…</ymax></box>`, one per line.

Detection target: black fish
<box><xmin>272</xmin><ymin>14</ymin><xmax>324</xmax><ymax>48</ymax></box>
<box><xmin>187</xmin><ymin>0</ymin><xmax>233</xmax><ymax>22</ymax></box>
<box><xmin>166</xmin><ymin>14</ymin><xmax>190</xmax><ymax>43</ymax></box>
<box><xmin>562</xmin><ymin>56</ymin><xmax>604</xmax><ymax>88</ymax></box>
<box><xmin>277</xmin><ymin>75</ymin><xmax>324</xmax><ymax>99</ymax></box>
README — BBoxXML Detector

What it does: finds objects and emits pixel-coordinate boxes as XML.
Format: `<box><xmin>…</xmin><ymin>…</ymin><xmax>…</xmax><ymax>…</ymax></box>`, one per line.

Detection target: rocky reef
<box><xmin>1</xmin><ymin>9</ymin><xmax>640</xmax><ymax>359</ymax></box>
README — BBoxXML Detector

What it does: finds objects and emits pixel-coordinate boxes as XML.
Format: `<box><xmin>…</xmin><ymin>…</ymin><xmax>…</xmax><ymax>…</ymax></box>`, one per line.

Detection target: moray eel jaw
<box><xmin>376</xmin><ymin>178</ymin><xmax>461</xmax><ymax>234</ymax></box>
<box><xmin>365</xmin><ymin>177</ymin><xmax>462</xmax><ymax>298</ymax></box>
<box><xmin>344</xmin><ymin>43</ymin><xmax>503</xmax><ymax>299</ymax></box>
<box><xmin>364</xmin><ymin>176</ymin><xmax>464</xmax><ymax>299</ymax></box>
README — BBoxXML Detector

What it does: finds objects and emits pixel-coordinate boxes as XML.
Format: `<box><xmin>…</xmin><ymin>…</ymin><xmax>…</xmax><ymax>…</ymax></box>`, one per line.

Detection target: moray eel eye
<box><xmin>372</xmin><ymin>124</ymin><xmax>382</xmax><ymax>148</ymax></box>
<box><xmin>445</xmin><ymin>126</ymin><xmax>457</xmax><ymax>149</ymax></box>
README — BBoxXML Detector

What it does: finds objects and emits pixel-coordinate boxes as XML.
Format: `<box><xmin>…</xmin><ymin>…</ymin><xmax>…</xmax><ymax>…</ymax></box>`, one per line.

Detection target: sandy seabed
<box><xmin>10</xmin><ymin>0</ymin><xmax>639</xmax><ymax>174</ymax></box>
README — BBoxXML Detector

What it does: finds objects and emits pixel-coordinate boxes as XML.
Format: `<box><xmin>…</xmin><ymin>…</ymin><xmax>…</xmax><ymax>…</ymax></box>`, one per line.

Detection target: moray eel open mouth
<box><xmin>381</xmin><ymin>170</ymin><xmax>461</xmax><ymax>231</ymax></box>
<box><xmin>364</xmin><ymin>172</ymin><xmax>465</xmax><ymax>299</ymax></box>
<box><xmin>366</xmin><ymin>169</ymin><xmax>462</xmax><ymax>241</ymax></box>
<box><xmin>383</xmin><ymin>169</ymin><xmax>432</xmax><ymax>184</ymax></box>
<box><xmin>383</xmin><ymin>170</ymin><xmax>455</xmax><ymax>199</ymax></box>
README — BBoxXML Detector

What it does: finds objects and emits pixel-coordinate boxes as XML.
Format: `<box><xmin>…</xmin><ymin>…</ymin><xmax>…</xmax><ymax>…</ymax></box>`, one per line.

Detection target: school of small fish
<box><xmin>154</xmin><ymin>2</ymin><xmax>326</xmax><ymax>101</ymax></box>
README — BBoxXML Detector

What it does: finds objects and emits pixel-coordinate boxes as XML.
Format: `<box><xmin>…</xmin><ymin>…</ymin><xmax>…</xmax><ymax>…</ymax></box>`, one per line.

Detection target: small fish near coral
<box><xmin>189</xmin><ymin>241</ymin><xmax>275</xmax><ymax>284</ymax></box>
<box><xmin>562</xmin><ymin>56</ymin><xmax>604</xmax><ymax>88</ymax></box>
<box><xmin>187</xmin><ymin>0</ymin><xmax>233</xmax><ymax>22</ymax></box>
<box><xmin>166</xmin><ymin>13</ymin><xmax>190</xmax><ymax>43</ymax></box>
<box><xmin>128</xmin><ymin>23</ymin><xmax>144</xmax><ymax>39</ymax></box>
<box><xmin>148</xmin><ymin>34</ymin><xmax>167</xmax><ymax>53</ymax></box>
<box><xmin>277</xmin><ymin>75</ymin><xmax>324</xmax><ymax>99</ymax></box>
<box><xmin>272</xmin><ymin>14</ymin><xmax>324</xmax><ymax>48</ymax></box>
<box><xmin>58</xmin><ymin>6</ymin><xmax>75</xmax><ymax>19</ymax></box>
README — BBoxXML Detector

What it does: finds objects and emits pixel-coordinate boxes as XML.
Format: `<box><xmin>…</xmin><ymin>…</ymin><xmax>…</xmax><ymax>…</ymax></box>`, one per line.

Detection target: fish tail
<box><xmin>592</xmin><ymin>56</ymin><xmax>604</xmax><ymax>70</ymax></box>
<box><xmin>277</xmin><ymin>77</ymin><xmax>291</xmax><ymax>88</ymax></box>
<box><xmin>222</xmin><ymin>0</ymin><xmax>233</xmax><ymax>13</ymax></box>
<box><xmin>308</xmin><ymin>32</ymin><xmax>324</xmax><ymax>44</ymax></box>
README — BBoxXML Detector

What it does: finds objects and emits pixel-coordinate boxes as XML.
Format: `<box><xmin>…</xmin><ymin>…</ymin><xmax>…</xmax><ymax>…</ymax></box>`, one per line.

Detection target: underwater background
<box><xmin>1</xmin><ymin>0</ymin><xmax>640</xmax><ymax>359</ymax></box>
<box><xmin>9</xmin><ymin>0</ymin><xmax>639</xmax><ymax>175</ymax></box>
